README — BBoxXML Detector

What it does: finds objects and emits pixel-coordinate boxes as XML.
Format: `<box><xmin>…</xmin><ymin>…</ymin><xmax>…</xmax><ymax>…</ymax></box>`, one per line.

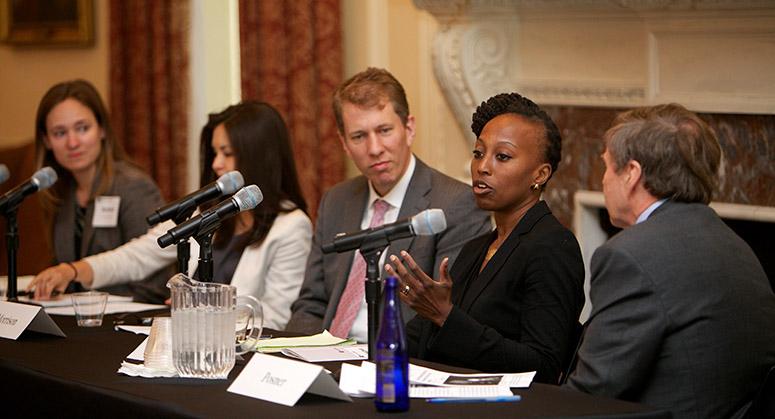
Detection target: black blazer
<box><xmin>287</xmin><ymin>157</ymin><xmax>491</xmax><ymax>334</ymax></box>
<box><xmin>407</xmin><ymin>201</ymin><xmax>585</xmax><ymax>383</ymax></box>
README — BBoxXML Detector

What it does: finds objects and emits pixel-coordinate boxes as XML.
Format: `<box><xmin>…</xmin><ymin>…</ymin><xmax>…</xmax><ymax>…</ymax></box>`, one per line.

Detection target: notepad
<box><xmin>282</xmin><ymin>343</ymin><xmax>368</xmax><ymax>362</ymax></box>
<box><xmin>254</xmin><ymin>330</ymin><xmax>356</xmax><ymax>353</ymax></box>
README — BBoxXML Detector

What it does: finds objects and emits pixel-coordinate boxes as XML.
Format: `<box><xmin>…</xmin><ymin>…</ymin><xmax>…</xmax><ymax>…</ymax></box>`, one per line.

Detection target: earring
<box><xmin>531</xmin><ymin>183</ymin><xmax>541</xmax><ymax>191</ymax></box>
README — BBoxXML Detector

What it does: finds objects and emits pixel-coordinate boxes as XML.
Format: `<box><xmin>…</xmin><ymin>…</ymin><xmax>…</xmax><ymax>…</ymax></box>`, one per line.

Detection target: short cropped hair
<box><xmin>332</xmin><ymin>67</ymin><xmax>410</xmax><ymax>135</ymax></box>
<box><xmin>605</xmin><ymin>103</ymin><xmax>721</xmax><ymax>204</ymax></box>
<box><xmin>471</xmin><ymin>92</ymin><xmax>562</xmax><ymax>187</ymax></box>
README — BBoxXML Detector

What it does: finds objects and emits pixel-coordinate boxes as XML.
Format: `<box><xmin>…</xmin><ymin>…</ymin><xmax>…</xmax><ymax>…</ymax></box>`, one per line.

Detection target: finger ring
<box><xmin>402</xmin><ymin>285</ymin><xmax>410</xmax><ymax>295</ymax></box>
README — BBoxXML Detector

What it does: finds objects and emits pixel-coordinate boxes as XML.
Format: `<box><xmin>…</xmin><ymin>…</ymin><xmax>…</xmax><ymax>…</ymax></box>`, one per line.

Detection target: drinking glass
<box><xmin>71</xmin><ymin>291</ymin><xmax>108</xmax><ymax>327</ymax></box>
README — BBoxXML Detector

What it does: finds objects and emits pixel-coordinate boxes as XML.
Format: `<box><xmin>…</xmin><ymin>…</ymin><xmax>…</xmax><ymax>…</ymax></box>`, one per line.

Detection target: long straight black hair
<box><xmin>199</xmin><ymin>101</ymin><xmax>307</xmax><ymax>248</ymax></box>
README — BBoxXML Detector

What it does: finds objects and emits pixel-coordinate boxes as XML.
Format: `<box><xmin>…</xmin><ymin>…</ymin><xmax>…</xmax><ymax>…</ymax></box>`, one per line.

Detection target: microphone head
<box><xmin>31</xmin><ymin>167</ymin><xmax>58</xmax><ymax>190</ymax></box>
<box><xmin>0</xmin><ymin>164</ymin><xmax>9</xmax><ymax>184</ymax></box>
<box><xmin>233</xmin><ymin>185</ymin><xmax>263</xmax><ymax>211</ymax></box>
<box><xmin>216</xmin><ymin>171</ymin><xmax>244</xmax><ymax>194</ymax></box>
<box><xmin>411</xmin><ymin>209</ymin><xmax>447</xmax><ymax>235</ymax></box>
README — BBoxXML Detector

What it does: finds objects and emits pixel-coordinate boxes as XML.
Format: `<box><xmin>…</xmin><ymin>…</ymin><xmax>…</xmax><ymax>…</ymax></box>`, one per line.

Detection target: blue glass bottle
<box><xmin>375</xmin><ymin>276</ymin><xmax>410</xmax><ymax>412</ymax></box>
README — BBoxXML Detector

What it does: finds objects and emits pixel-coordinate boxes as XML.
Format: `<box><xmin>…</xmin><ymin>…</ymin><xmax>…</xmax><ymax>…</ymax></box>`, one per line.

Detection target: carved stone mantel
<box><xmin>414</xmin><ymin>0</ymin><xmax>775</xmax><ymax>136</ymax></box>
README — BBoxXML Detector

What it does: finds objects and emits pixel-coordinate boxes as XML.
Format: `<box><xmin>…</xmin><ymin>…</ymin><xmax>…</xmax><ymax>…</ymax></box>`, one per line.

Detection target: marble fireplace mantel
<box><xmin>414</xmin><ymin>0</ymin><xmax>775</xmax><ymax>136</ymax></box>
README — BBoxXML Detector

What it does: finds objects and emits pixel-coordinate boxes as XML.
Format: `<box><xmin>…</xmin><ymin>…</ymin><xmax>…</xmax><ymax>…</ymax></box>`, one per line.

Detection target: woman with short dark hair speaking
<box><xmin>386</xmin><ymin>93</ymin><xmax>584</xmax><ymax>383</ymax></box>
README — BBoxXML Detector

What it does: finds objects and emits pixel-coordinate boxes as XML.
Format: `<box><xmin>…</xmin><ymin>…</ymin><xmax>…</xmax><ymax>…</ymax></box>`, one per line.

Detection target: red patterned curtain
<box><xmin>239</xmin><ymin>0</ymin><xmax>344</xmax><ymax>221</ymax></box>
<box><xmin>109</xmin><ymin>0</ymin><xmax>190</xmax><ymax>201</ymax></box>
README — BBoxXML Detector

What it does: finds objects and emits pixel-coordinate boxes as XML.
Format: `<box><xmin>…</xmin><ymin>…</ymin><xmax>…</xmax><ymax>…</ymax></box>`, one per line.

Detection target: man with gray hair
<box><xmin>564</xmin><ymin>103</ymin><xmax>775</xmax><ymax>418</ymax></box>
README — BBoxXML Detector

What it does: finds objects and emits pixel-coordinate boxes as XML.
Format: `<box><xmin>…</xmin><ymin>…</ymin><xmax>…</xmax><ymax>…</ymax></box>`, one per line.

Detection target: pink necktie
<box><xmin>329</xmin><ymin>199</ymin><xmax>391</xmax><ymax>339</ymax></box>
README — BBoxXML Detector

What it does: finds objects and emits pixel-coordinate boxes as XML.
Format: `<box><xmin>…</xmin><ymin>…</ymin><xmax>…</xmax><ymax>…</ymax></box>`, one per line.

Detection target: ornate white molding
<box><xmin>415</xmin><ymin>0</ymin><xmax>775</xmax><ymax>136</ymax></box>
<box><xmin>415</xmin><ymin>0</ymin><xmax>775</xmax><ymax>16</ymax></box>
<box><xmin>431</xmin><ymin>22</ymin><xmax>514</xmax><ymax>134</ymax></box>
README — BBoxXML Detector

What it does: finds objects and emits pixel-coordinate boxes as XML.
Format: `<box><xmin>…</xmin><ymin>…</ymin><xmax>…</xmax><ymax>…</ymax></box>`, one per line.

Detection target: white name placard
<box><xmin>0</xmin><ymin>301</ymin><xmax>66</xmax><ymax>340</ymax></box>
<box><xmin>228</xmin><ymin>353</ymin><xmax>352</xmax><ymax>406</ymax></box>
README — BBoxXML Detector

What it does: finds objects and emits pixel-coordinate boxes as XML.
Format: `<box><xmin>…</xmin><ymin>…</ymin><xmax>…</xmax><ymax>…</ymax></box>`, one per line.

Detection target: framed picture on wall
<box><xmin>0</xmin><ymin>0</ymin><xmax>93</xmax><ymax>46</ymax></box>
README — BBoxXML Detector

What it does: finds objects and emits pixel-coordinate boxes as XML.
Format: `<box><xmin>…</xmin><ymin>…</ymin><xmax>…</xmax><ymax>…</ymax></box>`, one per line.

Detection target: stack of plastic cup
<box><xmin>143</xmin><ymin>317</ymin><xmax>176</xmax><ymax>373</ymax></box>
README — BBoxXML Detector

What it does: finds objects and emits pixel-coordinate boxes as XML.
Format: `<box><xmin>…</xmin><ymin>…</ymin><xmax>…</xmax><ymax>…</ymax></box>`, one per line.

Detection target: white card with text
<box><xmin>92</xmin><ymin>196</ymin><xmax>121</xmax><ymax>227</ymax></box>
<box><xmin>228</xmin><ymin>353</ymin><xmax>352</xmax><ymax>406</ymax></box>
<box><xmin>0</xmin><ymin>301</ymin><xmax>66</xmax><ymax>340</ymax></box>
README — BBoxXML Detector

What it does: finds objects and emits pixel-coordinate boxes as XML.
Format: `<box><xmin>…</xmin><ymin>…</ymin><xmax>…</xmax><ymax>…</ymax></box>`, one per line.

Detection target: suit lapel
<box><xmin>54</xmin><ymin>188</ymin><xmax>77</xmax><ymax>262</ymax></box>
<box><xmin>80</xmin><ymin>204</ymin><xmax>96</xmax><ymax>259</ymax></box>
<box><xmin>451</xmin><ymin>232</ymin><xmax>493</xmax><ymax>306</ymax></box>
<box><xmin>388</xmin><ymin>158</ymin><xmax>431</xmax><ymax>257</ymax></box>
<box><xmin>79</xmin><ymin>169</ymin><xmax>108</xmax><ymax>258</ymax></box>
<box><xmin>458</xmin><ymin>201</ymin><xmax>551</xmax><ymax>312</ymax></box>
<box><xmin>332</xmin><ymin>178</ymin><xmax>370</xmax><ymax>292</ymax></box>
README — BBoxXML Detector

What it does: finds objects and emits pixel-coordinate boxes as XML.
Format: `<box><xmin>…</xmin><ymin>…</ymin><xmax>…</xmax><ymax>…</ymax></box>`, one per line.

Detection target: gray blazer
<box><xmin>286</xmin><ymin>157</ymin><xmax>491</xmax><ymax>334</ymax></box>
<box><xmin>565</xmin><ymin>200</ymin><xmax>775</xmax><ymax>418</ymax></box>
<box><xmin>52</xmin><ymin>161</ymin><xmax>169</xmax><ymax>302</ymax></box>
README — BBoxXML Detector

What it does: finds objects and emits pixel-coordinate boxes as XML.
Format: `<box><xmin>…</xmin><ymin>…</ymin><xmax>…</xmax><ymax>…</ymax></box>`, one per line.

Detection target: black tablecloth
<box><xmin>0</xmin><ymin>311</ymin><xmax>670</xmax><ymax>418</ymax></box>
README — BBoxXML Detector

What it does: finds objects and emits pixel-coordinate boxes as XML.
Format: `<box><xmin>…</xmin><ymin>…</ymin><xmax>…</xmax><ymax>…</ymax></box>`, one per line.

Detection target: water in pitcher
<box><xmin>172</xmin><ymin>307</ymin><xmax>237</xmax><ymax>379</ymax></box>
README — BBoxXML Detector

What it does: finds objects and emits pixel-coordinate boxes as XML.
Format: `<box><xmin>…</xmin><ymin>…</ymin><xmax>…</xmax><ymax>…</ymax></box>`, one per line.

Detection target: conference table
<box><xmin>0</xmin><ymin>310</ymin><xmax>670</xmax><ymax>418</ymax></box>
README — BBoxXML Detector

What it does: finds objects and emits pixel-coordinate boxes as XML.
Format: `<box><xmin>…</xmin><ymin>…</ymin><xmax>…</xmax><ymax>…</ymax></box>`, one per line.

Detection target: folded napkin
<box><xmin>118</xmin><ymin>361</ymin><xmax>178</xmax><ymax>378</ymax></box>
<box><xmin>254</xmin><ymin>330</ymin><xmax>356</xmax><ymax>353</ymax></box>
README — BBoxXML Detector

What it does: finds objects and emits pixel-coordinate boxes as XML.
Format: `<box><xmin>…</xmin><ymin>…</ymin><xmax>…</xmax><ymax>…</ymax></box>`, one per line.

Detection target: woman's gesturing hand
<box><xmin>385</xmin><ymin>251</ymin><xmax>453</xmax><ymax>327</ymax></box>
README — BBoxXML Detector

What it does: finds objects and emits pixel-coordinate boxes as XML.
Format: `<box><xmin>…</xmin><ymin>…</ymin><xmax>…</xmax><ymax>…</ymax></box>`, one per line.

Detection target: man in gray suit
<box><xmin>286</xmin><ymin>68</ymin><xmax>491</xmax><ymax>341</ymax></box>
<box><xmin>565</xmin><ymin>104</ymin><xmax>775</xmax><ymax>418</ymax></box>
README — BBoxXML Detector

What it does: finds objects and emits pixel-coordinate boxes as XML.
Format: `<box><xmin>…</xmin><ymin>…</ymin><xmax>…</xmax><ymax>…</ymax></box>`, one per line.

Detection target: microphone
<box><xmin>0</xmin><ymin>164</ymin><xmax>9</xmax><ymax>184</ymax></box>
<box><xmin>0</xmin><ymin>166</ymin><xmax>57</xmax><ymax>214</ymax></box>
<box><xmin>157</xmin><ymin>184</ymin><xmax>263</xmax><ymax>248</ymax></box>
<box><xmin>146</xmin><ymin>170</ymin><xmax>244</xmax><ymax>226</ymax></box>
<box><xmin>322</xmin><ymin>209</ymin><xmax>447</xmax><ymax>254</ymax></box>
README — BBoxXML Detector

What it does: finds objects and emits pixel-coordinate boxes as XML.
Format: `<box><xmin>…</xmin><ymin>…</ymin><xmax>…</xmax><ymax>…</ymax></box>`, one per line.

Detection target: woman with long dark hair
<box><xmin>30</xmin><ymin>101</ymin><xmax>312</xmax><ymax>329</ymax></box>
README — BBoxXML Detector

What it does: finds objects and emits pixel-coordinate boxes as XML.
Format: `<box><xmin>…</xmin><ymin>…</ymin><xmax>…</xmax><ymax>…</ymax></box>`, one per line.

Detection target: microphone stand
<box><xmin>4</xmin><ymin>210</ymin><xmax>19</xmax><ymax>301</ymax></box>
<box><xmin>176</xmin><ymin>240</ymin><xmax>190</xmax><ymax>276</ymax></box>
<box><xmin>173</xmin><ymin>210</ymin><xmax>196</xmax><ymax>276</ymax></box>
<box><xmin>192</xmin><ymin>212</ymin><xmax>222</xmax><ymax>283</ymax></box>
<box><xmin>360</xmin><ymin>237</ymin><xmax>390</xmax><ymax>360</ymax></box>
<box><xmin>194</xmin><ymin>232</ymin><xmax>214</xmax><ymax>283</ymax></box>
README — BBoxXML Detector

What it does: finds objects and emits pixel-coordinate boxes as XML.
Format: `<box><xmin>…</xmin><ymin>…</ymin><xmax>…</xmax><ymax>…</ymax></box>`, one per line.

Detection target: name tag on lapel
<box><xmin>92</xmin><ymin>196</ymin><xmax>121</xmax><ymax>228</ymax></box>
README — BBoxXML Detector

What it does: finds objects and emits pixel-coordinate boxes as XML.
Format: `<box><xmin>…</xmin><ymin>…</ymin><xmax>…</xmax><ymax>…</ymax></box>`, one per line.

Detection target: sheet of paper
<box><xmin>19</xmin><ymin>294</ymin><xmax>133</xmax><ymax>308</ymax></box>
<box><xmin>355</xmin><ymin>361</ymin><xmax>535</xmax><ymax>394</ymax></box>
<box><xmin>254</xmin><ymin>330</ymin><xmax>355</xmax><ymax>353</ymax></box>
<box><xmin>45</xmin><ymin>302</ymin><xmax>166</xmax><ymax>316</ymax></box>
<box><xmin>338</xmin><ymin>362</ymin><xmax>373</xmax><ymax>398</ymax></box>
<box><xmin>341</xmin><ymin>362</ymin><xmax>514</xmax><ymax>399</ymax></box>
<box><xmin>282</xmin><ymin>344</ymin><xmax>369</xmax><ymax>362</ymax></box>
<box><xmin>410</xmin><ymin>363</ymin><xmax>536</xmax><ymax>388</ymax></box>
<box><xmin>228</xmin><ymin>353</ymin><xmax>351</xmax><ymax>406</ymax></box>
<box><xmin>127</xmin><ymin>337</ymin><xmax>149</xmax><ymax>361</ymax></box>
<box><xmin>409</xmin><ymin>385</ymin><xmax>513</xmax><ymax>398</ymax></box>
